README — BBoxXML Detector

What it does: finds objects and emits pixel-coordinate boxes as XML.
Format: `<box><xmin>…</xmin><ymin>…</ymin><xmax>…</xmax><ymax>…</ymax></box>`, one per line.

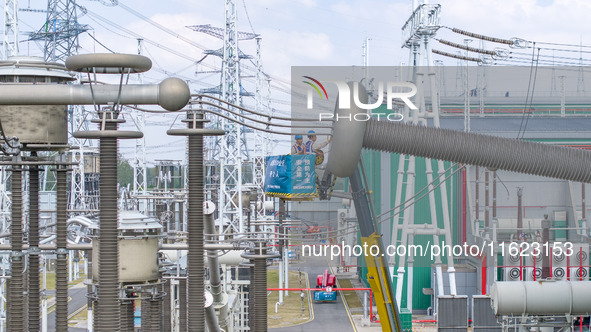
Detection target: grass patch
<box><xmin>41</xmin><ymin>272</ymin><xmax>56</xmax><ymax>290</ymax></box>
<box><xmin>267</xmin><ymin>269</ymin><xmax>312</xmax><ymax>328</ymax></box>
<box><xmin>41</xmin><ymin>272</ymin><xmax>88</xmax><ymax>291</ymax></box>
<box><xmin>68</xmin><ymin>307</ymin><xmax>88</xmax><ymax>327</ymax></box>
<box><xmin>337</xmin><ymin>278</ymin><xmax>363</xmax><ymax>309</ymax></box>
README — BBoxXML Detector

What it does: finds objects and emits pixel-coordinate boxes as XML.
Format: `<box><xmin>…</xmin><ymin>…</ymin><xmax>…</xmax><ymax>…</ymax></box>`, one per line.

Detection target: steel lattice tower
<box><xmin>2</xmin><ymin>0</ymin><xmax>18</xmax><ymax>59</ymax></box>
<box><xmin>133</xmin><ymin>39</ymin><xmax>148</xmax><ymax>201</ymax></box>
<box><xmin>29</xmin><ymin>0</ymin><xmax>88</xmax><ymax>62</ymax></box>
<box><xmin>188</xmin><ymin>0</ymin><xmax>259</xmax><ymax>235</ymax></box>
<box><xmin>30</xmin><ymin>0</ymin><xmax>91</xmax><ymax>213</ymax></box>
<box><xmin>394</xmin><ymin>0</ymin><xmax>456</xmax><ymax>312</ymax></box>
<box><xmin>252</xmin><ymin>37</ymin><xmax>269</xmax><ymax>221</ymax></box>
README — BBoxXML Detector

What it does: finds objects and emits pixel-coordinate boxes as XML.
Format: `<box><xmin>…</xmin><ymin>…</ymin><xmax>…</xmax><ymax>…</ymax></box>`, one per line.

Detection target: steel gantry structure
<box><xmin>2</xmin><ymin>0</ymin><xmax>18</xmax><ymax>59</ymax></box>
<box><xmin>394</xmin><ymin>0</ymin><xmax>459</xmax><ymax>313</ymax></box>
<box><xmin>188</xmin><ymin>0</ymin><xmax>263</xmax><ymax>236</ymax></box>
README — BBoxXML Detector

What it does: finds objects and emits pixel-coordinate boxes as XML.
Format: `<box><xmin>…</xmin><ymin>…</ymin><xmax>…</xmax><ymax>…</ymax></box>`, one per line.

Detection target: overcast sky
<box><xmin>11</xmin><ymin>0</ymin><xmax>591</xmax><ymax>162</ymax></box>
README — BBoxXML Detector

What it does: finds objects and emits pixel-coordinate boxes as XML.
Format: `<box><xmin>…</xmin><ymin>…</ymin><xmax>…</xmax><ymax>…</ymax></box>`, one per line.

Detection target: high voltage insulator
<box><xmin>451</xmin><ymin>27</ymin><xmax>514</xmax><ymax>46</ymax></box>
<box><xmin>438</xmin><ymin>39</ymin><xmax>497</xmax><ymax>56</ymax></box>
<box><xmin>432</xmin><ymin>49</ymin><xmax>483</xmax><ymax>63</ymax></box>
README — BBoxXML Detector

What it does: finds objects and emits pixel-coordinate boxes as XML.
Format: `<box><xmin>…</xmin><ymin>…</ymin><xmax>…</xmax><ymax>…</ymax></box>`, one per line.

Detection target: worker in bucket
<box><xmin>291</xmin><ymin>134</ymin><xmax>305</xmax><ymax>155</ymax></box>
<box><xmin>304</xmin><ymin>130</ymin><xmax>331</xmax><ymax>165</ymax></box>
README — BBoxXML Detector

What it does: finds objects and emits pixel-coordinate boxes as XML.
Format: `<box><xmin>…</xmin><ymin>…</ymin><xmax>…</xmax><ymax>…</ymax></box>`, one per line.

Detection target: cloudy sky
<box><xmin>11</xmin><ymin>0</ymin><xmax>591</xmax><ymax>161</ymax></box>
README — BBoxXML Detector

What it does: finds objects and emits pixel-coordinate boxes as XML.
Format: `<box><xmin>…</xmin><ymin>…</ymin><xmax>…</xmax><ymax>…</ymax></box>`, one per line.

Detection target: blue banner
<box><xmin>264</xmin><ymin>155</ymin><xmax>317</xmax><ymax>199</ymax></box>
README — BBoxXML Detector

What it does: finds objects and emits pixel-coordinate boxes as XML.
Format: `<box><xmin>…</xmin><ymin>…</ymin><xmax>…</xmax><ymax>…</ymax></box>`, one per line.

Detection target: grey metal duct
<box><xmin>327</xmin><ymin>83</ymin><xmax>591</xmax><ymax>183</ymax></box>
<box><xmin>363</xmin><ymin>120</ymin><xmax>591</xmax><ymax>183</ymax></box>
<box><xmin>205</xmin><ymin>291</ymin><xmax>220</xmax><ymax>332</ymax></box>
<box><xmin>204</xmin><ymin>204</ymin><xmax>223</xmax><ymax>304</ymax></box>
<box><xmin>0</xmin><ymin>78</ymin><xmax>190</xmax><ymax>112</ymax></box>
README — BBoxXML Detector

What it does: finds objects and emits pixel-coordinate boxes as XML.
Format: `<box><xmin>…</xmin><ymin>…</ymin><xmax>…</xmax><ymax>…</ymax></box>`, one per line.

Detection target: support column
<box><xmin>8</xmin><ymin>166</ymin><xmax>24</xmax><ymax>332</ymax></box>
<box><xmin>97</xmin><ymin>120</ymin><xmax>120</xmax><ymax>331</ymax></box>
<box><xmin>55</xmin><ymin>164</ymin><xmax>69</xmax><ymax>332</ymax></box>
<box><xmin>28</xmin><ymin>163</ymin><xmax>41</xmax><ymax>332</ymax></box>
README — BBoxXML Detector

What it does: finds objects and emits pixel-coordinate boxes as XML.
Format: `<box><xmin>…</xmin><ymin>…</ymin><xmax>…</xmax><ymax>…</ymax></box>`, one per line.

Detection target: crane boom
<box><xmin>350</xmin><ymin>168</ymin><xmax>402</xmax><ymax>332</ymax></box>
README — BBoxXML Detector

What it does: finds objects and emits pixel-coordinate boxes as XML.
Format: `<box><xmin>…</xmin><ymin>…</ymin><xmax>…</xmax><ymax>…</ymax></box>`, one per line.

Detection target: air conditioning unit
<box><xmin>570</xmin><ymin>267</ymin><xmax>589</xmax><ymax>281</ymax></box>
<box><xmin>553</xmin><ymin>267</ymin><xmax>567</xmax><ymax>280</ymax></box>
<box><xmin>569</xmin><ymin>244</ymin><xmax>589</xmax><ymax>281</ymax></box>
<box><xmin>504</xmin><ymin>267</ymin><xmax>522</xmax><ymax>281</ymax></box>
<box><xmin>337</xmin><ymin>209</ymin><xmax>348</xmax><ymax>226</ymax></box>
<box><xmin>571</xmin><ymin>244</ymin><xmax>589</xmax><ymax>265</ymax></box>
<box><xmin>526</xmin><ymin>267</ymin><xmax>543</xmax><ymax>281</ymax></box>
<box><xmin>503</xmin><ymin>243</ymin><xmax>523</xmax><ymax>281</ymax></box>
<box><xmin>551</xmin><ymin>242</ymin><xmax>568</xmax><ymax>280</ymax></box>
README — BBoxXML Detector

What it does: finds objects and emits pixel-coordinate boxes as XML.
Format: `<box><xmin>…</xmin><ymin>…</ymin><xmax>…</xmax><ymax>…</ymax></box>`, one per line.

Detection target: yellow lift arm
<box><xmin>349</xmin><ymin>169</ymin><xmax>402</xmax><ymax>332</ymax></box>
<box><xmin>362</xmin><ymin>233</ymin><xmax>402</xmax><ymax>332</ymax></box>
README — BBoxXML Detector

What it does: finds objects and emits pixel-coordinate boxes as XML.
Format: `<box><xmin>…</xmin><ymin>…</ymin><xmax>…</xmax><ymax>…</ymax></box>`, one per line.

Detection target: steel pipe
<box><xmin>204</xmin><ymin>204</ymin><xmax>223</xmax><ymax>304</ymax></box>
<box><xmin>0</xmin><ymin>78</ymin><xmax>190</xmax><ymax>111</ymax></box>
<box><xmin>204</xmin><ymin>291</ymin><xmax>220</xmax><ymax>332</ymax></box>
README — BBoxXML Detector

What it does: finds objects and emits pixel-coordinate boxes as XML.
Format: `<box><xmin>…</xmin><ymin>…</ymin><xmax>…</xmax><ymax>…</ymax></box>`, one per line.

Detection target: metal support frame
<box><xmin>218</xmin><ymin>0</ymin><xmax>244</xmax><ymax>236</ymax></box>
<box><xmin>189</xmin><ymin>1</ymin><xmax>260</xmax><ymax>237</ymax></box>
<box><xmin>29</xmin><ymin>0</ymin><xmax>89</xmax><ymax>63</ymax></box>
<box><xmin>393</xmin><ymin>0</ymin><xmax>456</xmax><ymax>314</ymax></box>
<box><xmin>2</xmin><ymin>0</ymin><xmax>18</xmax><ymax>59</ymax></box>
<box><xmin>252</xmin><ymin>37</ymin><xmax>267</xmax><ymax>221</ymax></box>
<box><xmin>133</xmin><ymin>39</ymin><xmax>148</xmax><ymax>201</ymax></box>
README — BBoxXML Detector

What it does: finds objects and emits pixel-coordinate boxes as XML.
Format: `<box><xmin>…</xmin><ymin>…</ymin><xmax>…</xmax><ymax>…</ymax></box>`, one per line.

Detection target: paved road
<box><xmin>46</xmin><ymin>284</ymin><xmax>88</xmax><ymax>332</ymax></box>
<box><xmin>271</xmin><ymin>255</ymin><xmax>357</xmax><ymax>332</ymax></box>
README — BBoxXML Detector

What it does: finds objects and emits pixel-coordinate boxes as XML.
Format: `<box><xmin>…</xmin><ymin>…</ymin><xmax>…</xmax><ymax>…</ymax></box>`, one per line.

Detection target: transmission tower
<box><xmin>30</xmin><ymin>1</ymin><xmax>91</xmax><ymax>213</ymax></box>
<box><xmin>252</xmin><ymin>37</ymin><xmax>269</xmax><ymax>220</ymax></box>
<box><xmin>188</xmin><ymin>0</ymin><xmax>260</xmax><ymax>235</ymax></box>
<box><xmin>395</xmin><ymin>0</ymin><xmax>457</xmax><ymax>313</ymax></box>
<box><xmin>29</xmin><ymin>0</ymin><xmax>89</xmax><ymax>62</ymax></box>
<box><xmin>133</xmin><ymin>39</ymin><xmax>148</xmax><ymax>204</ymax></box>
<box><xmin>2</xmin><ymin>0</ymin><xmax>19</xmax><ymax>59</ymax></box>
